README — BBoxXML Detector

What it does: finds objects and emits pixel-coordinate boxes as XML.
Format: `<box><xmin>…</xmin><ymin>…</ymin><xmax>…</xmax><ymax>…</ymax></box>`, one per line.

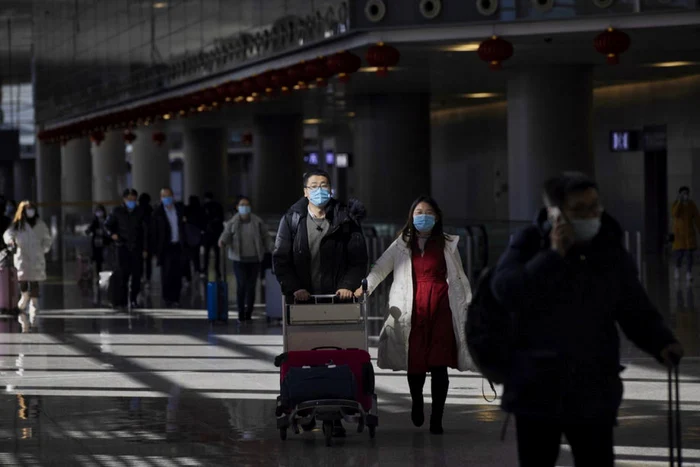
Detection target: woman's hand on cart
<box><xmin>353</xmin><ymin>280</ymin><xmax>369</xmax><ymax>298</ymax></box>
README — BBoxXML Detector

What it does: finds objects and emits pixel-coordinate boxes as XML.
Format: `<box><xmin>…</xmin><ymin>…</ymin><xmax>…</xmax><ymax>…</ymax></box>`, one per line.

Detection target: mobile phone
<box><xmin>548</xmin><ymin>206</ymin><xmax>568</xmax><ymax>225</ymax></box>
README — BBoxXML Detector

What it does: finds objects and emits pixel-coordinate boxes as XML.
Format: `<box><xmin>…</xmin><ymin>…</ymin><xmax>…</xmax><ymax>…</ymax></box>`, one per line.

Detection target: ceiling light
<box><xmin>347</xmin><ymin>112</ymin><xmax>356</xmax><ymax>118</ymax></box>
<box><xmin>153</xmin><ymin>2</ymin><xmax>168</xmax><ymax>8</ymax></box>
<box><xmin>649</xmin><ymin>61</ymin><xmax>697</xmax><ymax>68</ymax></box>
<box><xmin>462</xmin><ymin>92</ymin><xmax>499</xmax><ymax>99</ymax></box>
<box><xmin>442</xmin><ymin>42</ymin><xmax>481</xmax><ymax>52</ymax></box>
<box><xmin>245</xmin><ymin>96</ymin><xmax>254</xmax><ymax>103</ymax></box>
<box><xmin>304</xmin><ymin>118</ymin><xmax>322</xmax><ymax>125</ymax></box>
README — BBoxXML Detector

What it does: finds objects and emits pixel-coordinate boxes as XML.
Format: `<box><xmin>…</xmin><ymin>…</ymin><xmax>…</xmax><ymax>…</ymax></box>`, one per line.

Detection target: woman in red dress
<box><xmin>359</xmin><ymin>196</ymin><xmax>473</xmax><ymax>434</ymax></box>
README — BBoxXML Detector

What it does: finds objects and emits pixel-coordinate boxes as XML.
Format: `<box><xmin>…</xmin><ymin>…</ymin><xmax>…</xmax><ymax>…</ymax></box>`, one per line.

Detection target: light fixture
<box><xmin>358</xmin><ymin>66</ymin><xmax>399</xmax><ymax>73</ymax></box>
<box><xmin>462</xmin><ymin>92</ymin><xmax>500</xmax><ymax>99</ymax></box>
<box><xmin>442</xmin><ymin>42</ymin><xmax>481</xmax><ymax>52</ymax></box>
<box><xmin>163</xmin><ymin>114</ymin><xmax>171</xmax><ymax>120</ymax></box>
<box><xmin>153</xmin><ymin>2</ymin><xmax>168</xmax><ymax>8</ymax></box>
<box><xmin>303</xmin><ymin>118</ymin><xmax>322</xmax><ymax>125</ymax></box>
<box><xmin>347</xmin><ymin>112</ymin><xmax>356</xmax><ymax>117</ymax></box>
<box><xmin>648</xmin><ymin>61</ymin><xmax>697</xmax><ymax>68</ymax></box>
<box><xmin>245</xmin><ymin>96</ymin><xmax>254</xmax><ymax>102</ymax></box>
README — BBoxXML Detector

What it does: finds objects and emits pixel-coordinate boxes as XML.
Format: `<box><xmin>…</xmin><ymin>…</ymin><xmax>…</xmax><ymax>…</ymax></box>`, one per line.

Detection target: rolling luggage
<box><xmin>0</xmin><ymin>267</ymin><xmax>18</xmax><ymax>314</ymax></box>
<box><xmin>207</xmin><ymin>251</ymin><xmax>228</xmax><ymax>323</ymax></box>
<box><xmin>279</xmin><ymin>348</ymin><xmax>374</xmax><ymax>412</ymax></box>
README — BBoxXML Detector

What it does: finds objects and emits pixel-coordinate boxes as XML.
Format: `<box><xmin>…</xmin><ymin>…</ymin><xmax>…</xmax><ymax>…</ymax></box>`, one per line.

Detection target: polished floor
<box><xmin>2</xmin><ymin>251</ymin><xmax>700</xmax><ymax>466</ymax></box>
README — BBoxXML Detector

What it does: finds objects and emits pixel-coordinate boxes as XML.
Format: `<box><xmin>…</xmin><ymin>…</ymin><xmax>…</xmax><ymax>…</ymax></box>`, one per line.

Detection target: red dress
<box><xmin>408</xmin><ymin>238</ymin><xmax>459</xmax><ymax>374</ymax></box>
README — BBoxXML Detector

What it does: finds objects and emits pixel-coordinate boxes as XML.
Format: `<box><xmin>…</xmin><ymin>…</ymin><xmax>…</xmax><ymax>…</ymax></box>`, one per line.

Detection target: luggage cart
<box><xmin>275</xmin><ymin>280</ymin><xmax>378</xmax><ymax>446</ymax></box>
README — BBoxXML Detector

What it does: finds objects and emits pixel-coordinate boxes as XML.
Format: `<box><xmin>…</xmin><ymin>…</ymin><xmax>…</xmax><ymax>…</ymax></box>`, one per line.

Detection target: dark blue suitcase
<box><xmin>207</xmin><ymin>252</ymin><xmax>228</xmax><ymax>323</ymax></box>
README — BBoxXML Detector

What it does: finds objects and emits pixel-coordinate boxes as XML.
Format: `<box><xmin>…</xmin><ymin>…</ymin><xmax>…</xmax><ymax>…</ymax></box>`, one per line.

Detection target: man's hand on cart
<box><xmin>336</xmin><ymin>289</ymin><xmax>353</xmax><ymax>301</ymax></box>
<box><xmin>293</xmin><ymin>289</ymin><xmax>311</xmax><ymax>301</ymax></box>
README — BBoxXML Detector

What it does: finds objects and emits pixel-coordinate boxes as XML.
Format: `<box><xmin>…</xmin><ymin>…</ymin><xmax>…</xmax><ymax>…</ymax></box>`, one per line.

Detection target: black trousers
<box><xmin>116</xmin><ymin>246</ymin><xmax>142</xmax><ymax>306</ymax></box>
<box><xmin>515</xmin><ymin>416</ymin><xmax>614</xmax><ymax>467</ymax></box>
<box><xmin>144</xmin><ymin>251</ymin><xmax>153</xmax><ymax>282</ymax></box>
<box><xmin>203</xmin><ymin>240</ymin><xmax>221</xmax><ymax>279</ymax></box>
<box><xmin>160</xmin><ymin>243</ymin><xmax>183</xmax><ymax>304</ymax></box>
<box><xmin>233</xmin><ymin>261</ymin><xmax>260</xmax><ymax>320</ymax></box>
<box><xmin>19</xmin><ymin>281</ymin><xmax>39</xmax><ymax>298</ymax></box>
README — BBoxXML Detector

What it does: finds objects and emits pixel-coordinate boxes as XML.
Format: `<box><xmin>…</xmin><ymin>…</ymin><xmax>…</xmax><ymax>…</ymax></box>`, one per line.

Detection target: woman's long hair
<box><xmin>12</xmin><ymin>200</ymin><xmax>38</xmax><ymax>230</ymax></box>
<box><xmin>398</xmin><ymin>196</ymin><xmax>447</xmax><ymax>249</ymax></box>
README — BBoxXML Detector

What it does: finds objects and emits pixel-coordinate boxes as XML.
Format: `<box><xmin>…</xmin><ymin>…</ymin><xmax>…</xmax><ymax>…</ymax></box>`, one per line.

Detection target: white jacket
<box><xmin>366</xmin><ymin>234</ymin><xmax>474</xmax><ymax>372</ymax></box>
<box><xmin>3</xmin><ymin>220</ymin><xmax>52</xmax><ymax>281</ymax></box>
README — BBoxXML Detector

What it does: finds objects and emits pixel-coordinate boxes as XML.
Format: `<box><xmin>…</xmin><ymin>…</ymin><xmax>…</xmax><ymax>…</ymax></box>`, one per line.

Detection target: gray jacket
<box><xmin>219</xmin><ymin>213</ymin><xmax>274</xmax><ymax>262</ymax></box>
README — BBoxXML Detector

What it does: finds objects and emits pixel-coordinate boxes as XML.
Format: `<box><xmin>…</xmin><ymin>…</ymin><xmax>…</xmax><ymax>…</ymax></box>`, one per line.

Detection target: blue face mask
<box><xmin>413</xmin><ymin>214</ymin><xmax>436</xmax><ymax>233</ymax></box>
<box><xmin>125</xmin><ymin>200</ymin><xmax>137</xmax><ymax>210</ymax></box>
<box><xmin>238</xmin><ymin>205</ymin><xmax>251</xmax><ymax>215</ymax></box>
<box><xmin>308</xmin><ymin>188</ymin><xmax>331</xmax><ymax>207</ymax></box>
<box><xmin>162</xmin><ymin>197</ymin><xmax>174</xmax><ymax>206</ymax></box>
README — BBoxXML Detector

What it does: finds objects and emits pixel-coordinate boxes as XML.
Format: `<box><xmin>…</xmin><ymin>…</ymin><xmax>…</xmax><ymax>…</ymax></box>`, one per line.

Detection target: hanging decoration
<box><xmin>90</xmin><ymin>131</ymin><xmax>105</xmax><ymax>146</ymax></box>
<box><xmin>305</xmin><ymin>57</ymin><xmax>335</xmax><ymax>87</ymax></box>
<box><xmin>594</xmin><ymin>28</ymin><xmax>630</xmax><ymax>65</ymax></box>
<box><xmin>327</xmin><ymin>51</ymin><xmax>362</xmax><ymax>83</ymax></box>
<box><xmin>152</xmin><ymin>131</ymin><xmax>167</xmax><ymax>146</ymax></box>
<box><xmin>477</xmin><ymin>36</ymin><xmax>514</xmax><ymax>70</ymax></box>
<box><xmin>123</xmin><ymin>130</ymin><xmax>137</xmax><ymax>144</ymax></box>
<box><xmin>365</xmin><ymin>42</ymin><xmax>400</xmax><ymax>77</ymax></box>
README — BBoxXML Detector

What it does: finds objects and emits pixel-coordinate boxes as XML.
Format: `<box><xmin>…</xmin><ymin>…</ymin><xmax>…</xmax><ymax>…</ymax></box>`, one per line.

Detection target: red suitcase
<box><xmin>280</xmin><ymin>348</ymin><xmax>375</xmax><ymax>412</ymax></box>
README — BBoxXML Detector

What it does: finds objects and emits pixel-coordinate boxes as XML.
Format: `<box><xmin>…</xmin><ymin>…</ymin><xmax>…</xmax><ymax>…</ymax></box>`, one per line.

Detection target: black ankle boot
<box><xmin>430</xmin><ymin>369</ymin><xmax>449</xmax><ymax>435</ymax></box>
<box><xmin>407</xmin><ymin>374</ymin><xmax>426</xmax><ymax>427</ymax></box>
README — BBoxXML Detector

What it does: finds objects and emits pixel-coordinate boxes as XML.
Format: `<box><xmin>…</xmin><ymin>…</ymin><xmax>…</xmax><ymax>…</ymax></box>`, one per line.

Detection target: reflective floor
<box><xmin>2</xmin><ymin>252</ymin><xmax>700</xmax><ymax>466</ymax></box>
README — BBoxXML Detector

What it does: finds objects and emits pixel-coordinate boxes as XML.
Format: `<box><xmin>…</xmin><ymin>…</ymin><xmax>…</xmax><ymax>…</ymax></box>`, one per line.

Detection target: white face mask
<box><xmin>25</xmin><ymin>209</ymin><xmax>36</xmax><ymax>219</ymax></box>
<box><xmin>570</xmin><ymin>218</ymin><xmax>601</xmax><ymax>243</ymax></box>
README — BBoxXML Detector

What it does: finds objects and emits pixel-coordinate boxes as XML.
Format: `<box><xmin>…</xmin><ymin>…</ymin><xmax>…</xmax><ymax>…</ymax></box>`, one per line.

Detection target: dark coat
<box><xmin>272</xmin><ymin>197</ymin><xmax>368</xmax><ymax>295</ymax></box>
<box><xmin>491</xmin><ymin>210</ymin><xmax>677</xmax><ymax>423</ymax></box>
<box><xmin>104</xmin><ymin>205</ymin><xmax>147</xmax><ymax>253</ymax></box>
<box><xmin>86</xmin><ymin>217</ymin><xmax>111</xmax><ymax>259</ymax></box>
<box><xmin>203</xmin><ymin>200</ymin><xmax>225</xmax><ymax>242</ymax></box>
<box><xmin>150</xmin><ymin>204</ymin><xmax>187</xmax><ymax>264</ymax></box>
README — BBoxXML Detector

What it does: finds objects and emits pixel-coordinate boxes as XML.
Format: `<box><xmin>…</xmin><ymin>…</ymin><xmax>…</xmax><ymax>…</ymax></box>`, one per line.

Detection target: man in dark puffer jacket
<box><xmin>491</xmin><ymin>172</ymin><xmax>683</xmax><ymax>467</ymax></box>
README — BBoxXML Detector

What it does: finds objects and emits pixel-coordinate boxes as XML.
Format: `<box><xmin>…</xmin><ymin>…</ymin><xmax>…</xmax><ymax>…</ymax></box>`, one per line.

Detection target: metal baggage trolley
<box><xmin>275</xmin><ymin>280</ymin><xmax>379</xmax><ymax>445</ymax></box>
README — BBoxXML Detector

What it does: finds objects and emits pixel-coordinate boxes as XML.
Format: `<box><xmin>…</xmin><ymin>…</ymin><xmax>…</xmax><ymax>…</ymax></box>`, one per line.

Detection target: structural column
<box><xmin>351</xmin><ymin>94</ymin><xmax>431</xmax><ymax>220</ymax></box>
<box><xmin>253</xmin><ymin>115</ymin><xmax>304</xmax><ymax>215</ymax></box>
<box><xmin>131</xmin><ymin>127</ymin><xmax>170</xmax><ymax>200</ymax></box>
<box><xmin>183</xmin><ymin>127</ymin><xmax>228</xmax><ymax>203</ymax></box>
<box><xmin>92</xmin><ymin>130</ymin><xmax>126</xmax><ymax>204</ymax></box>
<box><xmin>13</xmin><ymin>159</ymin><xmax>36</xmax><ymax>202</ymax></box>
<box><xmin>36</xmin><ymin>141</ymin><xmax>62</xmax><ymax>221</ymax></box>
<box><xmin>61</xmin><ymin>137</ymin><xmax>92</xmax><ymax>220</ymax></box>
<box><xmin>507</xmin><ymin>66</ymin><xmax>594</xmax><ymax>220</ymax></box>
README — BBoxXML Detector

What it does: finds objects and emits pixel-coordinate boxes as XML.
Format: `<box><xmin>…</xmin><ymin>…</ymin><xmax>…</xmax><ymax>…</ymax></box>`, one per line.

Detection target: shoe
<box><xmin>429</xmin><ymin>415</ymin><xmax>444</xmax><ymax>435</ymax></box>
<box><xmin>17</xmin><ymin>313</ymin><xmax>29</xmax><ymax>333</ymax></box>
<box><xmin>411</xmin><ymin>396</ymin><xmax>425</xmax><ymax>427</ymax></box>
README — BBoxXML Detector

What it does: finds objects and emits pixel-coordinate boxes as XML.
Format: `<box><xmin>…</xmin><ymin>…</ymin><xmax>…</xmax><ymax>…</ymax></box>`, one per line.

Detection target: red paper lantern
<box><xmin>241</xmin><ymin>78</ymin><xmax>259</xmax><ymax>97</ymax></box>
<box><xmin>123</xmin><ymin>130</ymin><xmax>137</xmax><ymax>144</ymax></box>
<box><xmin>594</xmin><ymin>28</ymin><xmax>630</xmax><ymax>65</ymax></box>
<box><xmin>477</xmin><ymin>36</ymin><xmax>514</xmax><ymax>70</ymax></box>
<box><xmin>327</xmin><ymin>51</ymin><xmax>362</xmax><ymax>83</ymax></box>
<box><xmin>270</xmin><ymin>69</ymin><xmax>293</xmax><ymax>93</ymax></box>
<box><xmin>287</xmin><ymin>62</ymin><xmax>311</xmax><ymax>89</ymax></box>
<box><xmin>152</xmin><ymin>131</ymin><xmax>167</xmax><ymax>146</ymax></box>
<box><xmin>224</xmin><ymin>81</ymin><xmax>243</xmax><ymax>101</ymax></box>
<box><xmin>366</xmin><ymin>43</ymin><xmax>400</xmax><ymax>77</ymax></box>
<box><xmin>256</xmin><ymin>72</ymin><xmax>275</xmax><ymax>94</ymax></box>
<box><xmin>90</xmin><ymin>130</ymin><xmax>105</xmax><ymax>146</ymax></box>
<box><xmin>305</xmin><ymin>58</ymin><xmax>335</xmax><ymax>87</ymax></box>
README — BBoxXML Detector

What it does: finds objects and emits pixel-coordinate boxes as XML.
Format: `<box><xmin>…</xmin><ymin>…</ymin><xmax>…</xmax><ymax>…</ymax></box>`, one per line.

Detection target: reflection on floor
<box><xmin>1</xmin><ymin>255</ymin><xmax>700</xmax><ymax>466</ymax></box>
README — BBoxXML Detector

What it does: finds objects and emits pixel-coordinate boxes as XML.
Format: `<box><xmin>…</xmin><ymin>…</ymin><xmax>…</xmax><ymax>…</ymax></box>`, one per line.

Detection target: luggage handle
<box><xmin>292</xmin><ymin>294</ymin><xmax>361</xmax><ymax>304</ymax></box>
<box><xmin>311</xmin><ymin>346</ymin><xmax>343</xmax><ymax>351</ymax></box>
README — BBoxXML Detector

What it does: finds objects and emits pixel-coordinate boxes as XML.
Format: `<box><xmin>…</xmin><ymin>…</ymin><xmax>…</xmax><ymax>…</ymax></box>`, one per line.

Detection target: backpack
<box><xmin>465</xmin><ymin>267</ymin><xmax>514</xmax><ymax>386</ymax></box>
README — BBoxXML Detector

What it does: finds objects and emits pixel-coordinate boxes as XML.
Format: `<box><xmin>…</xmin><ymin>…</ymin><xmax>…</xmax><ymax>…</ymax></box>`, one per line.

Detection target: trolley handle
<box><xmin>292</xmin><ymin>293</ymin><xmax>362</xmax><ymax>304</ymax></box>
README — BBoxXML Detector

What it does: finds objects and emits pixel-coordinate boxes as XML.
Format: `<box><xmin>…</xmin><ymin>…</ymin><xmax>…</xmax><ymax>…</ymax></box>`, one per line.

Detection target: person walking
<box><xmin>355</xmin><ymin>196</ymin><xmax>472</xmax><ymax>435</ymax></box>
<box><xmin>86</xmin><ymin>205</ymin><xmax>110</xmax><ymax>279</ymax></box>
<box><xmin>151</xmin><ymin>188</ymin><xmax>187</xmax><ymax>308</ymax></box>
<box><xmin>219</xmin><ymin>196</ymin><xmax>274</xmax><ymax>322</ymax></box>
<box><xmin>3</xmin><ymin>201</ymin><xmax>53</xmax><ymax>332</ymax></box>
<box><xmin>491</xmin><ymin>172</ymin><xmax>683</xmax><ymax>467</ymax></box>
<box><xmin>671</xmin><ymin>185</ymin><xmax>700</xmax><ymax>283</ymax></box>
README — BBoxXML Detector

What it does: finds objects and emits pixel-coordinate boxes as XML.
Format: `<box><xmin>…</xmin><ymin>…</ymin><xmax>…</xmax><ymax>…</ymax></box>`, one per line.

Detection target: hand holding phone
<box><xmin>549</xmin><ymin>207</ymin><xmax>575</xmax><ymax>256</ymax></box>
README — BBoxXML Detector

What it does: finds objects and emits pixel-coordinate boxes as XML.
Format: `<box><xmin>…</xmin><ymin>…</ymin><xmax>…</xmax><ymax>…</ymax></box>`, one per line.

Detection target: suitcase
<box><xmin>0</xmin><ymin>267</ymin><xmax>18</xmax><ymax>314</ymax></box>
<box><xmin>207</xmin><ymin>251</ymin><xmax>228</xmax><ymax>323</ymax></box>
<box><xmin>281</xmin><ymin>364</ymin><xmax>357</xmax><ymax>408</ymax></box>
<box><xmin>278</xmin><ymin>348</ymin><xmax>375</xmax><ymax>412</ymax></box>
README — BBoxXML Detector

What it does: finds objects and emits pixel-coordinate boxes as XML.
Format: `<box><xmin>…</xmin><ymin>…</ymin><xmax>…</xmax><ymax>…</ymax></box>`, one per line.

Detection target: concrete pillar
<box><xmin>13</xmin><ymin>159</ymin><xmax>36</xmax><ymax>202</ymax></box>
<box><xmin>507</xmin><ymin>66</ymin><xmax>594</xmax><ymax>221</ymax></box>
<box><xmin>131</xmin><ymin>127</ymin><xmax>170</xmax><ymax>200</ymax></box>
<box><xmin>253</xmin><ymin>115</ymin><xmax>304</xmax><ymax>215</ymax></box>
<box><xmin>61</xmin><ymin>137</ymin><xmax>92</xmax><ymax>220</ymax></box>
<box><xmin>351</xmin><ymin>94</ymin><xmax>431</xmax><ymax>220</ymax></box>
<box><xmin>36</xmin><ymin>141</ymin><xmax>62</xmax><ymax>221</ymax></box>
<box><xmin>92</xmin><ymin>130</ymin><xmax>126</xmax><ymax>204</ymax></box>
<box><xmin>183</xmin><ymin>127</ymin><xmax>228</xmax><ymax>203</ymax></box>
<box><xmin>0</xmin><ymin>162</ymin><xmax>14</xmax><ymax>200</ymax></box>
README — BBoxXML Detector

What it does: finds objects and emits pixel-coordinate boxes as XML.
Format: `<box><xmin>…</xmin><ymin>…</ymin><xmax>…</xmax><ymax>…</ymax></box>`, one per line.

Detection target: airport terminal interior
<box><xmin>2</xmin><ymin>0</ymin><xmax>700</xmax><ymax>465</ymax></box>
